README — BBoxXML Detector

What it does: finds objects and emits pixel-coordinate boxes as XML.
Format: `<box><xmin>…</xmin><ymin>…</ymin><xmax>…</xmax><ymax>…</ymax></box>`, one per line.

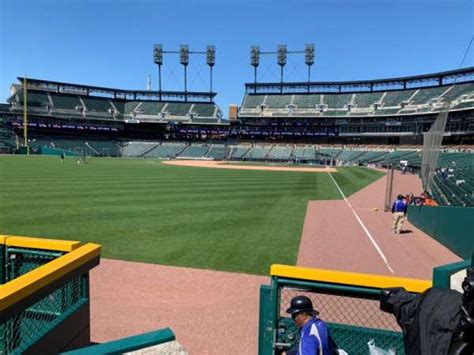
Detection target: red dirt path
<box><xmin>90</xmin><ymin>260</ymin><xmax>266</xmax><ymax>354</ymax></box>
<box><xmin>297</xmin><ymin>170</ymin><xmax>460</xmax><ymax>279</ymax></box>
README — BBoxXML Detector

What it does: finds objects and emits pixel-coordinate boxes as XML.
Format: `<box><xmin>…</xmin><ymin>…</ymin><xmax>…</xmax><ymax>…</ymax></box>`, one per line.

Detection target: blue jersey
<box><xmin>298</xmin><ymin>317</ymin><xmax>331</xmax><ymax>355</ymax></box>
<box><xmin>392</xmin><ymin>199</ymin><xmax>407</xmax><ymax>213</ymax></box>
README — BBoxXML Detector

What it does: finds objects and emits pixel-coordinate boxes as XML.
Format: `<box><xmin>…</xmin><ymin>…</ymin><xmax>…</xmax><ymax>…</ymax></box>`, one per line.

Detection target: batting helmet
<box><xmin>286</xmin><ymin>295</ymin><xmax>319</xmax><ymax>316</ymax></box>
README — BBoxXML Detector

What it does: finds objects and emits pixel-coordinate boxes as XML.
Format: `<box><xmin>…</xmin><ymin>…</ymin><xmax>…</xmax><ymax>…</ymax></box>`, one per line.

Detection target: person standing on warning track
<box><xmin>391</xmin><ymin>194</ymin><xmax>407</xmax><ymax>234</ymax></box>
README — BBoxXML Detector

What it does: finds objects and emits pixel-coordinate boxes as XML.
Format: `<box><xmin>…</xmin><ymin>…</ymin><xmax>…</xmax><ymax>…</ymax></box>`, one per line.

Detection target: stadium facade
<box><xmin>1</xmin><ymin>67</ymin><xmax>473</xmax><ymax>153</ymax></box>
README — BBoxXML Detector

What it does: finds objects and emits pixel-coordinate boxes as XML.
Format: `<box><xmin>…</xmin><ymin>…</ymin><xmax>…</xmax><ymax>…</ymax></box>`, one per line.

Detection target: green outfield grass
<box><xmin>0</xmin><ymin>156</ymin><xmax>384</xmax><ymax>275</ymax></box>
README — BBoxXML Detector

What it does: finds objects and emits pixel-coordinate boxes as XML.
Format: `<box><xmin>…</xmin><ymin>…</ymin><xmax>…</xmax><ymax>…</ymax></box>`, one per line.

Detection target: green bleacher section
<box><xmin>410</xmin><ymin>86</ymin><xmax>448</xmax><ymax>105</ymax></box>
<box><xmin>0</xmin><ymin>116</ymin><xmax>11</xmax><ymax>152</ymax></box>
<box><xmin>319</xmin><ymin>148</ymin><xmax>341</xmax><ymax>159</ymax></box>
<box><xmin>179</xmin><ymin>144</ymin><xmax>210</xmax><ymax>158</ymax></box>
<box><xmin>431</xmin><ymin>153</ymin><xmax>474</xmax><ymax>207</ymax></box>
<box><xmin>242</xmin><ymin>95</ymin><xmax>266</xmax><ymax>109</ymax></box>
<box><xmin>81</xmin><ymin>97</ymin><xmax>113</xmax><ymax>112</ymax></box>
<box><xmin>122</xmin><ymin>101</ymin><xmax>141</xmax><ymax>114</ymax></box>
<box><xmin>86</xmin><ymin>140</ymin><xmax>120</xmax><ymax>156</ymax></box>
<box><xmin>353</xmin><ymin>92</ymin><xmax>383</xmax><ymax>108</ymax></box>
<box><xmin>381</xmin><ymin>89</ymin><xmax>416</xmax><ymax>107</ymax></box>
<box><xmin>356</xmin><ymin>151</ymin><xmax>389</xmax><ymax>164</ymax></box>
<box><xmin>165</xmin><ymin>103</ymin><xmax>192</xmax><ymax>116</ymax></box>
<box><xmin>205</xmin><ymin>146</ymin><xmax>230</xmax><ymax>160</ymax></box>
<box><xmin>18</xmin><ymin>91</ymin><xmax>50</xmax><ymax>109</ymax></box>
<box><xmin>229</xmin><ymin>146</ymin><xmax>251</xmax><ymax>159</ymax></box>
<box><xmin>293</xmin><ymin>147</ymin><xmax>317</xmax><ymax>160</ymax></box>
<box><xmin>441</xmin><ymin>83</ymin><xmax>474</xmax><ymax>102</ymax></box>
<box><xmin>267</xmin><ymin>146</ymin><xmax>293</xmax><ymax>160</ymax></box>
<box><xmin>245</xmin><ymin>146</ymin><xmax>272</xmax><ymax>160</ymax></box>
<box><xmin>136</xmin><ymin>102</ymin><xmax>166</xmax><ymax>115</ymax></box>
<box><xmin>452</xmin><ymin>101</ymin><xmax>474</xmax><ymax>110</ymax></box>
<box><xmin>191</xmin><ymin>103</ymin><xmax>216</xmax><ymax>117</ymax></box>
<box><xmin>336</xmin><ymin>150</ymin><xmax>367</xmax><ymax>163</ymax></box>
<box><xmin>237</xmin><ymin>83</ymin><xmax>474</xmax><ymax>118</ymax></box>
<box><xmin>50</xmin><ymin>94</ymin><xmax>82</xmax><ymax>110</ymax></box>
<box><xmin>142</xmin><ymin>143</ymin><xmax>186</xmax><ymax>158</ymax></box>
<box><xmin>293</xmin><ymin>95</ymin><xmax>320</xmax><ymax>108</ymax></box>
<box><xmin>323</xmin><ymin>94</ymin><xmax>352</xmax><ymax>108</ymax></box>
<box><xmin>265</xmin><ymin>95</ymin><xmax>293</xmax><ymax>108</ymax></box>
<box><xmin>122</xmin><ymin>142</ymin><xmax>158</xmax><ymax>157</ymax></box>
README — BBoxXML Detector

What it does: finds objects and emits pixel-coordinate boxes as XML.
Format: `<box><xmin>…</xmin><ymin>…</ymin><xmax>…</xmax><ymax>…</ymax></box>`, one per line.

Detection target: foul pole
<box><xmin>23</xmin><ymin>76</ymin><xmax>29</xmax><ymax>155</ymax></box>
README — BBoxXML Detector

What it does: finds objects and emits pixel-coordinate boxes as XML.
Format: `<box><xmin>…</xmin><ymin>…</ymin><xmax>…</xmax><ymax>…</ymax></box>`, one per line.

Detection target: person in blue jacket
<box><xmin>286</xmin><ymin>295</ymin><xmax>334</xmax><ymax>355</ymax></box>
<box><xmin>391</xmin><ymin>194</ymin><xmax>408</xmax><ymax>234</ymax></box>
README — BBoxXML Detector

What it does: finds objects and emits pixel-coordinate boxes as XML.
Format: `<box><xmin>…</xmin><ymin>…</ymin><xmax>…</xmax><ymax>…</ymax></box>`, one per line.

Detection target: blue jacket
<box><xmin>392</xmin><ymin>199</ymin><xmax>407</xmax><ymax>214</ymax></box>
<box><xmin>297</xmin><ymin>317</ymin><xmax>331</xmax><ymax>355</ymax></box>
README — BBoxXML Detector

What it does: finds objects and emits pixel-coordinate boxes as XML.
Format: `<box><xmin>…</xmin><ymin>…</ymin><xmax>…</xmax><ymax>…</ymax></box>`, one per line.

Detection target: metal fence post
<box><xmin>258</xmin><ymin>285</ymin><xmax>275</xmax><ymax>355</ymax></box>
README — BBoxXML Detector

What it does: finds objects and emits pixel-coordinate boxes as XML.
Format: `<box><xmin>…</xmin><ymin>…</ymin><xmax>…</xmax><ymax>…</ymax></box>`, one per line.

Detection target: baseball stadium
<box><xmin>1</xmin><ymin>2</ymin><xmax>474</xmax><ymax>354</ymax></box>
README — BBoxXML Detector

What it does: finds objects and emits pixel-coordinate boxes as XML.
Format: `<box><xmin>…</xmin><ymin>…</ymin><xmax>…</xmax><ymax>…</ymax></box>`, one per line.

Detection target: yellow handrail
<box><xmin>271</xmin><ymin>264</ymin><xmax>431</xmax><ymax>294</ymax></box>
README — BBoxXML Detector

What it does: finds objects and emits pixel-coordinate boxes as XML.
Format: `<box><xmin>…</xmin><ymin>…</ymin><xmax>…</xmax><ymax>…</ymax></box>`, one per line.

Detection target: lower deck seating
<box><xmin>179</xmin><ymin>145</ymin><xmax>210</xmax><ymax>158</ymax></box>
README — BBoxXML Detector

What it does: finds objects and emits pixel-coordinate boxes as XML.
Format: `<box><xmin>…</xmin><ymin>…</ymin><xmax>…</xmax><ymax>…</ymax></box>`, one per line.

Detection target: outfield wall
<box><xmin>407</xmin><ymin>205</ymin><xmax>474</xmax><ymax>259</ymax></box>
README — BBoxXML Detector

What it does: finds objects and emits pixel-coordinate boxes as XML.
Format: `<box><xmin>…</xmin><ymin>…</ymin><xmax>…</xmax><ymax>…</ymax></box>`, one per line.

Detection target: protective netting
<box><xmin>421</xmin><ymin>106</ymin><xmax>449</xmax><ymax>192</ymax></box>
<box><xmin>277</xmin><ymin>287</ymin><xmax>404</xmax><ymax>354</ymax></box>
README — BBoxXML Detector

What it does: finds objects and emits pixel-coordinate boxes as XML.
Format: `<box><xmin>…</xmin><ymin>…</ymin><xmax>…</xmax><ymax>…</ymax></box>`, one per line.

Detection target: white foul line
<box><xmin>328</xmin><ymin>172</ymin><xmax>394</xmax><ymax>274</ymax></box>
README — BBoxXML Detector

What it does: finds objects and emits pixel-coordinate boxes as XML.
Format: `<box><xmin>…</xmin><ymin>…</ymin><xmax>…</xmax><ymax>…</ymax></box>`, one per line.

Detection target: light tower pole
<box><xmin>153</xmin><ymin>44</ymin><xmax>163</xmax><ymax>100</ymax></box>
<box><xmin>180</xmin><ymin>45</ymin><xmax>189</xmax><ymax>101</ymax></box>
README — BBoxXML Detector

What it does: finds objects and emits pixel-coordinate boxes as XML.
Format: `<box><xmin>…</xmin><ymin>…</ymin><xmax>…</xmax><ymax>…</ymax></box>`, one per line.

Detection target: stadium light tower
<box><xmin>180</xmin><ymin>45</ymin><xmax>190</xmax><ymax>98</ymax></box>
<box><xmin>153</xmin><ymin>44</ymin><xmax>163</xmax><ymax>100</ymax></box>
<box><xmin>277</xmin><ymin>45</ymin><xmax>287</xmax><ymax>93</ymax></box>
<box><xmin>305</xmin><ymin>44</ymin><xmax>315</xmax><ymax>89</ymax></box>
<box><xmin>207</xmin><ymin>45</ymin><xmax>216</xmax><ymax>94</ymax></box>
<box><xmin>251</xmin><ymin>46</ymin><xmax>260</xmax><ymax>92</ymax></box>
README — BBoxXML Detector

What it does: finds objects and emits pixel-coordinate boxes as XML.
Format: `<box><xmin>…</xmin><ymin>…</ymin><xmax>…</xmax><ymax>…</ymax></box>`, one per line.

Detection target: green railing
<box><xmin>62</xmin><ymin>328</ymin><xmax>177</xmax><ymax>354</ymax></box>
<box><xmin>4</xmin><ymin>246</ymin><xmax>63</xmax><ymax>282</ymax></box>
<box><xmin>0</xmin><ymin>236</ymin><xmax>100</xmax><ymax>355</ymax></box>
<box><xmin>433</xmin><ymin>256</ymin><xmax>473</xmax><ymax>289</ymax></box>
<box><xmin>259</xmin><ymin>265</ymin><xmax>431</xmax><ymax>355</ymax></box>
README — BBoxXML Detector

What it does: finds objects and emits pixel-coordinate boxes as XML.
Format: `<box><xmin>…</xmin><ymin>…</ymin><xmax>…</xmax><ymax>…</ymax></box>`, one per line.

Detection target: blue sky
<box><xmin>1</xmin><ymin>0</ymin><xmax>473</xmax><ymax>116</ymax></box>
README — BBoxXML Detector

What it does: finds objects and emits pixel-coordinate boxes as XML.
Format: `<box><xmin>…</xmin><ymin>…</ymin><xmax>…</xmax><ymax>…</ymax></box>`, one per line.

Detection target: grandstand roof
<box><xmin>246</xmin><ymin>67</ymin><xmax>474</xmax><ymax>94</ymax></box>
<box><xmin>12</xmin><ymin>77</ymin><xmax>217</xmax><ymax>103</ymax></box>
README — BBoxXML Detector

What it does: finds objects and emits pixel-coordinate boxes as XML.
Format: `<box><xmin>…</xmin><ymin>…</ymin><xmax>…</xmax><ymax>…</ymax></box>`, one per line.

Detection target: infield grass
<box><xmin>0</xmin><ymin>156</ymin><xmax>384</xmax><ymax>275</ymax></box>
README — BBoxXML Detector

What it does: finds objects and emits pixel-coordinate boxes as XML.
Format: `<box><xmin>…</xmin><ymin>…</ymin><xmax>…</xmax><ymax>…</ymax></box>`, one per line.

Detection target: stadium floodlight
<box><xmin>277</xmin><ymin>45</ymin><xmax>287</xmax><ymax>67</ymax></box>
<box><xmin>305</xmin><ymin>43</ymin><xmax>315</xmax><ymax>87</ymax></box>
<box><xmin>153</xmin><ymin>44</ymin><xmax>163</xmax><ymax>65</ymax></box>
<box><xmin>180</xmin><ymin>45</ymin><xmax>189</xmax><ymax>66</ymax></box>
<box><xmin>251</xmin><ymin>45</ymin><xmax>260</xmax><ymax>67</ymax></box>
<box><xmin>206</xmin><ymin>45</ymin><xmax>216</xmax><ymax>67</ymax></box>
<box><xmin>305</xmin><ymin>43</ymin><xmax>315</xmax><ymax>66</ymax></box>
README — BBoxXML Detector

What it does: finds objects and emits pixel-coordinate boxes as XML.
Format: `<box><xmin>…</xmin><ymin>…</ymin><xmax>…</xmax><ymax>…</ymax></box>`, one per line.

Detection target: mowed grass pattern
<box><xmin>0</xmin><ymin>156</ymin><xmax>384</xmax><ymax>275</ymax></box>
